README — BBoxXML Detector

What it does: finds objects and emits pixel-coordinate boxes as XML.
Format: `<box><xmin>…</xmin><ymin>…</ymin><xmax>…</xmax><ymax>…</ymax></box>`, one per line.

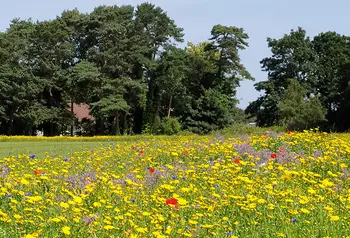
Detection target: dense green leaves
<box><xmin>278</xmin><ymin>79</ymin><xmax>326</xmax><ymax>130</ymax></box>
<box><xmin>4</xmin><ymin>4</ymin><xmax>348</xmax><ymax>135</ymax></box>
<box><xmin>247</xmin><ymin>27</ymin><xmax>350</xmax><ymax>132</ymax></box>
<box><xmin>0</xmin><ymin>3</ymin><xmax>251</xmax><ymax>135</ymax></box>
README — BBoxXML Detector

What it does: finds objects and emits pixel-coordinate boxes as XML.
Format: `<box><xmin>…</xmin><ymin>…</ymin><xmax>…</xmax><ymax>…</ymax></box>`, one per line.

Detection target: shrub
<box><xmin>162</xmin><ymin>117</ymin><xmax>182</xmax><ymax>135</ymax></box>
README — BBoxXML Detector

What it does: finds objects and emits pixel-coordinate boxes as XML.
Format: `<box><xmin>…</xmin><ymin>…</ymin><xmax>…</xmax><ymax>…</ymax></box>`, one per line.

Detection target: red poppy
<box><xmin>287</xmin><ymin>131</ymin><xmax>291</xmax><ymax>135</ymax></box>
<box><xmin>270</xmin><ymin>153</ymin><xmax>277</xmax><ymax>159</ymax></box>
<box><xmin>234</xmin><ymin>158</ymin><xmax>240</xmax><ymax>164</ymax></box>
<box><xmin>34</xmin><ymin>169</ymin><xmax>43</xmax><ymax>175</ymax></box>
<box><xmin>166</xmin><ymin>198</ymin><xmax>178</xmax><ymax>205</ymax></box>
<box><xmin>149</xmin><ymin>167</ymin><xmax>155</xmax><ymax>173</ymax></box>
<box><xmin>184</xmin><ymin>150</ymin><xmax>189</xmax><ymax>155</ymax></box>
<box><xmin>139</xmin><ymin>150</ymin><xmax>144</xmax><ymax>156</ymax></box>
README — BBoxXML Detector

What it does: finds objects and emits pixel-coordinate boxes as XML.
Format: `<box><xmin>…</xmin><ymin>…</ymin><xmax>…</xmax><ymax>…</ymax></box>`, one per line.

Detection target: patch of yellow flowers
<box><xmin>0</xmin><ymin>130</ymin><xmax>349</xmax><ymax>237</ymax></box>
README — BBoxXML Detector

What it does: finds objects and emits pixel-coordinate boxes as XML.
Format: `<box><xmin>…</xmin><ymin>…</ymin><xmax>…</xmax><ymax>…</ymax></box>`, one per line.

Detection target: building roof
<box><xmin>68</xmin><ymin>103</ymin><xmax>94</xmax><ymax>121</ymax></box>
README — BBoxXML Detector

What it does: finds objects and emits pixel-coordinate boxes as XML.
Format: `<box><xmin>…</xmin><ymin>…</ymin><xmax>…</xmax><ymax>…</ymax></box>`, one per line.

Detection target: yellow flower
<box><xmin>136</xmin><ymin>227</ymin><xmax>148</xmax><ymax>233</ymax></box>
<box><xmin>73</xmin><ymin>196</ymin><xmax>83</xmax><ymax>204</ymax></box>
<box><xmin>60</xmin><ymin>202</ymin><xmax>69</xmax><ymax>209</ymax></box>
<box><xmin>330</xmin><ymin>216</ymin><xmax>340</xmax><ymax>221</ymax></box>
<box><xmin>21</xmin><ymin>178</ymin><xmax>30</xmax><ymax>185</ymax></box>
<box><xmin>104</xmin><ymin>225</ymin><xmax>115</xmax><ymax>230</ymax></box>
<box><xmin>258</xmin><ymin>198</ymin><xmax>266</xmax><ymax>204</ymax></box>
<box><xmin>189</xmin><ymin>220</ymin><xmax>198</xmax><ymax>225</ymax></box>
<box><xmin>201</xmin><ymin>224</ymin><xmax>214</xmax><ymax>229</ymax></box>
<box><xmin>301</xmin><ymin>208</ymin><xmax>310</xmax><ymax>214</ymax></box>
<box><xmin>24</xmin><ymin>235</ymin><xmax>36</xmax><ymax>238</ymax></box>
<box><xmin>61</xmin><ymin>226</ymin><xmax>71</xmax><ymax>235</ymax></box>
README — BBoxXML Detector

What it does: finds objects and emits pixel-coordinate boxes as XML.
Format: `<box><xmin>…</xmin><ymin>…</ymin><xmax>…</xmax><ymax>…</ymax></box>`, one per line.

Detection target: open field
<box><xmin>0</xmin><ymin>141</ymin><xmax>109</xmax><ymax>159</ymax></box>
<box><xmin>0</xmin><ymin>131</ymin><xmax>350</xmax><ymax>237</ymax></box>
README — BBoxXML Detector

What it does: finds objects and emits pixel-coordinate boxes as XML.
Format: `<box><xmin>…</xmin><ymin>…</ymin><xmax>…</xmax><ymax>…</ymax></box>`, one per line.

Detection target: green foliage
<box><xmin>248</xmin><ymin>27</ymin><xmax>350</xmax><ymax>131</ymax></box>
<box><xmin>0</xmin><ymin>3</ymin><xmax>255</xmax><ymax>136</ymax></box>
<box><xmin>6</xmin><ymin>2</ymin><xmax>350</xmax><ymax>135</ymax></box>
<box><xmin>215</xmin><ymin>123</ymin><xmax>286</xmax><ymax>137</ymax></box>
<box><xmin>142</xmin><ymin>117</ymin><xmax>181</xmax><ymax>135</ymax></box>
<box><xmin>278</xmin><ymin>79</ymin><xmax>327</xmax><ymax>130</ymax></box>
<box><xmin>161</xmin><ymin>117</ymin><xmax>182</xmax><ymax>135</ymax></box>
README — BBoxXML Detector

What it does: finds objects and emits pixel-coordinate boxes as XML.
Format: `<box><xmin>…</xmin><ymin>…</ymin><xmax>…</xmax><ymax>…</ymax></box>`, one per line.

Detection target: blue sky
<box><xmin>1</xmin><ymin>0</ymin><xmax>348</xmax><ymax>109</ymax></box>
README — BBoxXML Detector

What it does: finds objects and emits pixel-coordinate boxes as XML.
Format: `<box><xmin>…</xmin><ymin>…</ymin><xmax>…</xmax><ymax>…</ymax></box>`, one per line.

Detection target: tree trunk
<box><xmin>98</xmin><ymin>118</ymin><xmax>104</xmax><ymax>135</ymax></box>
<box><xmin>70</xmin><ymin>101</ymin><xmax>74</xmax><ymax>137</ymax></box>
<box><xmin>8</xmin><ymin>116</ymin><xmax>13</xmax><ymax>136</ymax></box>
<box><xmin>115</xmin><ymin>110</ymin><xmax>120</xmax><ymax>135</ymax></box>
<box><xmin>168</xmin><ymin>95</ymin><xmax>173</xmax><ymax>118</ymax></box>
<box><xmin>134</xmin><ymin>106</ymin><xmax>143</xmax><ymax>134</ymax></box>
<box><xmin>123</xmin><ymin>112</ymin><xmax>128</xmax><ymax>135</ymax></box>
<box><xmin>48</xmin><ymin>88</ymin><xmax>54</xmax><ymax>136</ymax></box>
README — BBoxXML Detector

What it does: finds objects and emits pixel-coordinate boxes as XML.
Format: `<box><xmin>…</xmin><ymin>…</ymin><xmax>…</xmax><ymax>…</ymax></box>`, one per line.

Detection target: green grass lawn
<box><xmin>0</xmin><ymin>141</ymin><xmax>114</xmax><ymax>159</ymax></box>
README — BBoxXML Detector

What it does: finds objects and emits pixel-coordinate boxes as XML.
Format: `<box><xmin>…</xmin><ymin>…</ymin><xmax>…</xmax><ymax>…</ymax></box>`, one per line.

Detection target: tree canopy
<box><xmin>247</xmin><ymin>27</ymin><xmax>350</xmax><ymax>132</ymax></box>
<box><xmin>0</xmin><ymin>3</ymin><xmax>252</xmax><ymax>135</ymax></box>
<box><xmin>1</xmin><ymin>5</ymin><xmax>350</xmax><ymax>135</ymax></box>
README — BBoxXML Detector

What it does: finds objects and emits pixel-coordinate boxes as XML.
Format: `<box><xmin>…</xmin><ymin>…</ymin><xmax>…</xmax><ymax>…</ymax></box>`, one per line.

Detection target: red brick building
<box><xmin>69</xmin><ymin>103</ymin><xmax>94</xmax><ymax>121</ymax></box>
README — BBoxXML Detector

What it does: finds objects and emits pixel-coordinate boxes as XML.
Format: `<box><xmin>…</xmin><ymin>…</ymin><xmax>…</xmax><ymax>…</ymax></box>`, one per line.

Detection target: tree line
<box><xmin>0</xmin><ymin>3</ymin><xmax>349</xmax><ymax>136</ymax></box>
<box><xmin>246</xmin><ymin>27</ymin><xmax>350</xmax><ymax>132</ymax></box>
<box><xmin>0</xmin><ymin>3</ymin><xmax>252</xmax><ymax>136</ymax></box>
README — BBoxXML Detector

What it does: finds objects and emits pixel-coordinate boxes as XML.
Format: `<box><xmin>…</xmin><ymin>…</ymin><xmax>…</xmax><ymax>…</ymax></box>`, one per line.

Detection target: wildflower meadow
<box><xmin>0</xmin><ymin>130</ymin><xmax>350</xmax><ymax>237</ymax></box>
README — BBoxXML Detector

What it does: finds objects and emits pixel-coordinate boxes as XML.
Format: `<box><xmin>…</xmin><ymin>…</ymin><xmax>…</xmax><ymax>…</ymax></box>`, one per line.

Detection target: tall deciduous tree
<box><xmin>312</xmin><ymin>32</ymin><xmax>350</xmax><ymax>126</ymax></box>
<box><xmin>247</xmin><ymin>27</ymin><xmax>316</xmax><ymax>127</ymax></box>
<box><xmin>181</xmin><ymin>25</ymin><xmax>254</xmax><ymax>133</ymax></box>
<box><xmin>0</xmin><ymin>19</ymin><xmax>45</xmax><ymax>135</ymax></box>
<box><xmin>134</xmin><ymin>3</ymin><xmax>184</xmax><ymax>128</ymax></box>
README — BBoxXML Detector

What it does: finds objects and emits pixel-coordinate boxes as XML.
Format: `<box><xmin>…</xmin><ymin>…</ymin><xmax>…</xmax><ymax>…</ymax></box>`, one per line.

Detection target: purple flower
<box><xmin>290</xmin><ymin>218</ymin><xmax>296</xmax><ymax>223</ymax></box>
<box><xmin>172</xmin><ymin>175</ymin><xmax>177</xmax><ymax>180</ymax></box>
<box><xmin>5</xmin><ymin>194</ymin><xmax>12</xmax><ymax>198</ymax></box>
<box><xmin>82</xmin><ymin>213</ymin><xmax>99</xmax><ymax>225</ymax></box>
<box><xmin>63</xmin><ymin>158</ymin><xmax>69</xmax><ymax>162</ymax></box>
<box><xmin>226</xmin><ymin>231</ymin><xmax>235</xmax><ymax>236</ymax></box>
<box><xmin>1</xmin><ymin>166</ymin><xmax>10</xmax><ymax>178</ymax></box>
<box><xmin>30</xmin><ymin>154</ymin><xmax>36</xmax><ymax>159</ymax></box>
<box><xmin>131</xmin><ymin>198</ymin><xmax>135</xmax><ymax>203</ymax></box>
<box><xmin>25</xmin><ymin>192</ymin><xmax>32</xmax><ymax>196</ymax></box>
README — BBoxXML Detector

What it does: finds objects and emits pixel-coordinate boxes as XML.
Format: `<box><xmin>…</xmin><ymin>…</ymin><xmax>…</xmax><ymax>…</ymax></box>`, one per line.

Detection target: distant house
<box><xmin>68</xmin><ymin>103</ymin><xmax>94</xmax><ymax>122</ymax></box>
<box><xmin>248</xmin><ymin>122</ymin><xmax>257</xmax><ymax>127</ymax></box>
<box><xmin>64</xmin><ymin>103</ymin><xmax>95</xmax><ymax>136</ymax></box>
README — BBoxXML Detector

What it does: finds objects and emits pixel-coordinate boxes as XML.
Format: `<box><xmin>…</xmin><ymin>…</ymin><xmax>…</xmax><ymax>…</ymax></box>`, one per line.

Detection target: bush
<box><xmin>215</xmin><ymin>123</ymin><xmax>286</xmax><ymax>136</ymax></box>
<box><xmin>142</xmin><ymin>117</ymin><xmax>182</xmax><ymax>135</ymax></box>
<box><xmin>162</xmin><ymin>117</ymin><xmax>182</xmax><ymax>135</ymax></box>
<box><xmin>278</xmin><ymin>78</ymin><xmax>327</xmax><ymax>131</ymax></box>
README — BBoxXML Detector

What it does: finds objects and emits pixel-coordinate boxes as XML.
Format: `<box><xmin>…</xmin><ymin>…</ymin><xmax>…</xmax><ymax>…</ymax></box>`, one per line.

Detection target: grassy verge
<box><xmin>0</xmin><ymin>141</ymin><xmax>114</xmax><ymax>159</ymax></box>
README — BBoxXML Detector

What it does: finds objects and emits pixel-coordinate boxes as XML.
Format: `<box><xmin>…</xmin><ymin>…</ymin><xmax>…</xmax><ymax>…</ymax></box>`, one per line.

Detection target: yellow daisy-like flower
<box><xmin>104</xmin><ymin>225</ymin><xmax>116</xmax><ymax>230</ymax></box>
<box><xmin>330</xmin><ymin>216</ymin><xmax>340</xmax><ymax>221</ymax></box>
<box><xmin>61</xmin><ymin>226</ymin><xmax>71</xmax><ymax>235</ymax></box>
